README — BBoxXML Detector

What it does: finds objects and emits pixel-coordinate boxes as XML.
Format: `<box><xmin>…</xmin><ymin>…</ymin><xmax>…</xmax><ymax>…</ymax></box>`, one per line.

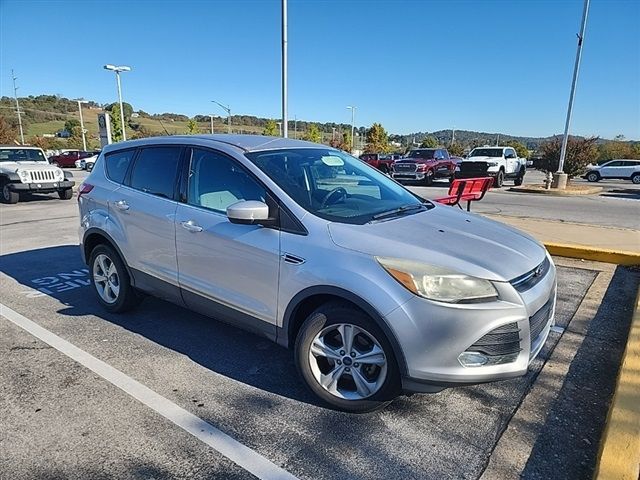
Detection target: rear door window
<box><xmin>128</xmin><ymin>146</ymin><xmax>182</xmax><ymax>200</ymax></box>
<box><xmin>105</xmin><ymin>149</ymin><xmax>135</xmax><ymax>184</ymax></box>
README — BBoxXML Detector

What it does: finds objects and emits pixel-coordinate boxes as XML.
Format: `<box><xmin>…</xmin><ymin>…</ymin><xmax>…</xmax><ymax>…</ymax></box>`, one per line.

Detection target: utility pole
<box><xmin>103</xmin><ymin>65</ymin><xmax>131</xmax><ymax>141</ymax></box>
<box><xmin>347</xmin><ymin>106</ymin><xmax>356</xmax><ymax>154</ymax></box>
<box><xmin>281</xmin><ymin>0</ymin><xmax>288</xmax><ymax>138</ymax></box>
<box><xmin>277</xmin><ymin>121</ymin><xmax>282</xmax><ymax>137</ymax></box>
<box><xmin>556</xmin><ymin>0</ymin><xmax>590</xmax><ymax>190</ymax></box>
<box><xmin>11</xmin><ymin>70</ymin><xmax>25</xmax><ymax>144</ymax></box>
<box><xmin>77</xmin><ymin>100</ymin><xmax>88</xmax><ymax>151</ymax></box>
<box><xmin>294</xmin><ymin>115</ymin><xmax>297</xmax><ymax>139</ymax></box>
<box><xmin>451</xmin><ymin>127</ymin><xmax>455</xmax><ymax>146</ymax></box>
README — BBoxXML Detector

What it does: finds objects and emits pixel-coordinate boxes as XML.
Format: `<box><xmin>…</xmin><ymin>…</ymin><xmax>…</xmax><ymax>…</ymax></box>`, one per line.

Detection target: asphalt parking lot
<box><xmin>1</xmin><ymin>185</ymin><xmax>639</xmax><ymax>479</ymax></box>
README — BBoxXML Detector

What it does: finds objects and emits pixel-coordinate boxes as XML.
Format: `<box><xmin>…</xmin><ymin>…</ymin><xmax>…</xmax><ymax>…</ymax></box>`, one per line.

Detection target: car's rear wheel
<box><xmin>631</xmin><ymin>173</ymin><xmax>640</xmax><ymax>184</ymax></box>
<box><xmin>295</xmin><ymin>302</ymin><xmax>400</xmax><ymax>413</ymax></box>
<box><xmin>1</xmin><ymin>181</ymin><xmax>19</xmax><ymax>204</ymax></box>
<box><xmin>89</xmin><ymin>244</ymin><xmax>140</xmax><ymax>313</ymax></box>
<box><xmin>586</xmin><ymin>171</ymin><xmax>600</xmax><ymax>182</ymax></box>
<box><xmin>58</xmin><ymin>188</ymin><xmax>73</xmax><ymax>200</ymax></box>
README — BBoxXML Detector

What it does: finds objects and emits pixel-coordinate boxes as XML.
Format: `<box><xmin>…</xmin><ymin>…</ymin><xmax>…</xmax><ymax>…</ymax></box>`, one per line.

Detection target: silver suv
<box><xmin>78</xmin><ymin>135</ymin><xmax>556</xmax><ymax>412</ymax></box>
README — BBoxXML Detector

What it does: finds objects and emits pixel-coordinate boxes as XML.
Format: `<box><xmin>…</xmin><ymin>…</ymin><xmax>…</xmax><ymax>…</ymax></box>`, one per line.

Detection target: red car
<box><xmin>359</xmin><ymin>153</ymin><xmax>397</xmax><ymax>174</ymax></box>
<box><xmin>48</xmin><ymin>150</ymin><xmax>95</xmax><ymax>168</ymax></box>
<box><xmin>391</xmin><ymin>148</ymin><xmax>456</xmax><ymax>185</ymax></box>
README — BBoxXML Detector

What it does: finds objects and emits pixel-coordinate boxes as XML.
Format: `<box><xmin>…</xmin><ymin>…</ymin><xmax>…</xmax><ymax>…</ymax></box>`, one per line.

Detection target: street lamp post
<box><xmin>282</xmin><ymin>0</ymin><xmax>288</xmax><ymax>138</ymax></box>
<box><xmin>210</xmin><ymin>115</ymin><xmax>214</xmax><ymax>134</ymax></box>
<box><xmin>277</xmin><ymin>122</ymin><xmax>282</xmax><ymax>137</ymax></box>
<box><xmin>212</xmin><ymin>100</ymin><xmax>231</xmax><ymax>133</ymax></box>
<box><xmin>555</xmin><ymin>0</ymin><xmax>590</xmax><ymax>190</ymax></box>
<box><xmin>347</xmin><ymin>106</ymin><xmax>356</xmax><ymax>153</ymax></box>
<box><xmin>103</xmin><ymin>64</ymin><xmax>131</xmax><ymax>141</ymax></box>
<box><xmin>77</xmin><ymin>100</ymin><xmax>88</xmax><ymax>151</ymax></box>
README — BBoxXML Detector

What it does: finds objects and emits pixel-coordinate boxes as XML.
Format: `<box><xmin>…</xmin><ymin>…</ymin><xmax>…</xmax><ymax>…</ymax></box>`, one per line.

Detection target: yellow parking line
<box><xmin>594</xmin><ymin>287</ymin><xmax>640</xmax><ymax>480</ymax></box>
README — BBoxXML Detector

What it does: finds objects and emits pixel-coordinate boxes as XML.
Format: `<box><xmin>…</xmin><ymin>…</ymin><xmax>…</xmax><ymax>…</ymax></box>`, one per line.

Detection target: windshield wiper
<box><xmin>370</xmin><ymin>203</ymin><xmax>427</xmax><ymax>222</ymax></box>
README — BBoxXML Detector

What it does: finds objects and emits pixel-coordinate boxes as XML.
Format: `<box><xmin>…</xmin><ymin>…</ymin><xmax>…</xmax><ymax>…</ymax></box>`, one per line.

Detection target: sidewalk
<box><xmin>484</xmin><ymin>214</ymin><xmax>640</xmax><ymax>264</ymax></box>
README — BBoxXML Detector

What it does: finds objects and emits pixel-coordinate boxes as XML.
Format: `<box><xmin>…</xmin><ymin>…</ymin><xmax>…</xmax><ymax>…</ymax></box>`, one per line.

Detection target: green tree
<box><xmin>365</xmin><ymin>122</ymin><xmax>391</xmax><ymax>153</ymax></box>
<box><xmin>64</xmin><ymin>119</ymin><xmax>81</xmax><ymax>134</ymax></box>
<box><xmin>67</xmin><ymin>126</ymin><xmax>85</xmax><ymax>149</ymax></box>
<box><xmin>505</xmin><ymin>140</ymin><xmax>530</xmax><ymax>159</ymax></box>
<box><xmin>304</xmin><ymin>124</ymin><xmax>322</xmax><ymax>143</ymax></box>
<box><xmin>186</xmin><ymin>119</ymin><xmax>199</xmax><ymax>135</ymax></box>
<box><xmin>106</xmin><ymin>102</ymin><xmax>133</xmax><ymax>121</ymax></box>
<box><xmin>420</xmin><ymin>136</ymin><xmax>438</xmax><ymax>148</ymax></box>
<box><xmin>448</xmin><ymin>142</ymin><xmax>464</xmax><ymax>156</ymax></box>
<box><xmin>597</xmin><ymin>140</ymin><xmax>640</xmax><ymax>162</ymax></box>
<box><xmin>263</xmin><ymin>119</ymin><xmax>278</xmax><ymax>136</ymax></box>
<box><xmin>538</xmin><ymin>136</ymin><xmax>599</xmax><ymax>179</ymax></box>
<box><xmin>109</xmin><ymin>104</ymin><xmax>124</xmax><ymax>142</ymax></box>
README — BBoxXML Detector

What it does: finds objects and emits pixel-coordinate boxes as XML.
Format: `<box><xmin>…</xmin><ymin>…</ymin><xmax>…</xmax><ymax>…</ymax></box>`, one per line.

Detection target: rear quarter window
<box><xmin>105</xmin><ymin>149</ymin><xmax>135</xmax><ymax>184</ymax></box>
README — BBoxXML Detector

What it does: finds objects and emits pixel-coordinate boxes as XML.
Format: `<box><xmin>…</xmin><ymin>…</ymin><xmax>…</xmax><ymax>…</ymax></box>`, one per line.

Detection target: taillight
<box><xmin>78</xmin><ymin>183</ymin><xmax>94</xmax><ymax>201</ymax></box>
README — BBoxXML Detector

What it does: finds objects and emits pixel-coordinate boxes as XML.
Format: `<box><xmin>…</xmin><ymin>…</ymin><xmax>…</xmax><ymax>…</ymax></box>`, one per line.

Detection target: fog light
<box><xmin>458</xmin><ymin>351</ymin><xmax>488</xmax><ymax>367</ymax></box>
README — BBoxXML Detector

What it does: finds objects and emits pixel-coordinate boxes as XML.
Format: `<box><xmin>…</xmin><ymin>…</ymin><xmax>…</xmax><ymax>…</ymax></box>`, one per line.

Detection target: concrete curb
<box><xmin>594</xmin><ymin>287</ymin><xmax>640</xmax><ymax>480</ymax></box>
<box><xmin>544</xmin><ymin>242</ymin><xmax>640</xmax><ymax>266</ymax></box>
<box><xmin>510</xmin><ymin>185</ymin><xmax>603</xmax><ymax>195</ymax></box>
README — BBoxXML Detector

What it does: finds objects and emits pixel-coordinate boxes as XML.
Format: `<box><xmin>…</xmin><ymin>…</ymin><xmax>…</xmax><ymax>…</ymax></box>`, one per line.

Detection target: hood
<box><xmin>328</xmin><ymin>205</ymin><xmax>545</xmax><ymax>282</ymax></box>
<box><xmin>397</xmin><ymin>158</ymin><xmax>433</xmax><ymax>164</ymax></box>
<box><xmin>0</xmin><ymin>161</ymin><xmax>58</xmax><ymax>172</ymax></box>
<box><xmin>465</xmin><ymin>156</ymin><xmax>496</xmax><ymax>163</ymax></box>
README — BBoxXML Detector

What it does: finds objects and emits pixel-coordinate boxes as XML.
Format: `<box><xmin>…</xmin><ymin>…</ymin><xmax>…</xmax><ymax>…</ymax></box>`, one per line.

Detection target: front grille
<box><xmin>529</xmin><ymin>295</ymin><xmax>554</xmax><ymax>348</ymax></box>
<box><xmin>393</xmin><ymin>162</ymin><xmax>417</xmax><ymax>172</ymax></box>
<box><xmin>468</xmin><ymin>322</ymin><xmax>521</xmax><ymax>356</ymax></box>
<box><xmin>27</xmin><ymin>170</ymin><xmax>56</xmax><ymax>183</ymax></box>
<box><xmin>459</xmin><ymin>162</ymin><xmax>489</xmax><ymax>174</ymax></box>
<box><xmin>511</xmin><ymin>257</ymin><xmax>551</xmax><ymax>292</ymax></box>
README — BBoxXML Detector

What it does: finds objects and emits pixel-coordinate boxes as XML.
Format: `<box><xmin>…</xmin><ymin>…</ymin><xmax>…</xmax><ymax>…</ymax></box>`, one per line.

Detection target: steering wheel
<box><xmin>319</xmin><ymin>187</ymin><xmax>348</xmax><ymax>208</ymax></box>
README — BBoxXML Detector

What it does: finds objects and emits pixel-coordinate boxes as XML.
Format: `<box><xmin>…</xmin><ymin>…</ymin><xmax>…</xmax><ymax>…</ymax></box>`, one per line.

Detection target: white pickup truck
<box><xmin>455</xmin><ymin>146</ymin><xmax>527</xmax><ymax>187</ymax></box>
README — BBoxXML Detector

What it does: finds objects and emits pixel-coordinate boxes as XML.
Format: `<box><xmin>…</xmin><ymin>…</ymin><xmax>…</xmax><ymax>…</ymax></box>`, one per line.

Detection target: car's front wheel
<box><xmin>295</xmin><ymin>302</ymin><xmax>400</xmax><ymax>413</ymax></box>
<box><xmin>89</xmin><ymin>244</ymin><xmax>140</xmax><ymax>313</ymax></box>
<box><xmin>586</xmin><ymin>171</ymin><xmax>600</xmax><ymax>182</ymax></box>
<box><xmin>1</xmin><ymin>180</ymin><xmax>19</xmax><ymax>204</ymax></box>
<box><xmin>423</xmin><ymin>169</ymin><xmax>434</xmax><ymax>186</ymax></box>
<box><xmin>495</xmin><ymin>170</ymin><xmax>505</xmax><ymax>188</ymax></box>
<box><xmin>58</xmin><ymin>188</ymin><xmax>73</xmax><ymax>200</ymax></box>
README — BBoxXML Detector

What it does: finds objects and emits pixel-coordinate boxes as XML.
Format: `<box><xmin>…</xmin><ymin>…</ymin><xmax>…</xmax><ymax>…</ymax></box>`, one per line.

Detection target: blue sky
<box><xmin>1</xmin><ymin>0</ymin><xmax>638</xmax><ymax>139</ymax></box>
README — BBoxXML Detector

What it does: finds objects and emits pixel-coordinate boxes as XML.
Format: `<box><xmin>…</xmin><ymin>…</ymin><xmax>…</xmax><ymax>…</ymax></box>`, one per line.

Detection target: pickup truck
<box><xmin>48</xmin><ymin>150</ymin><xmax>97</xmax><ymax>168</ymax></box>
<box><xmin>359</xmin><ymin>153</ymin><xmax>396</xmax><ymax>173</ymax></box>
<box><xmin>455</xmin><ymin>146</ymin><xmax>526</xmax><ymax>187</ymax></box>
<box><xmin>391</xmin><ymin>148</ymin><xmax>456</xmax><ymax>185</ymax></box>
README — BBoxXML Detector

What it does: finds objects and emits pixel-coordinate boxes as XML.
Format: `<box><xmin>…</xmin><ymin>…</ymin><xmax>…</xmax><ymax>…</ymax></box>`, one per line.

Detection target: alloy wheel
<box><xmin>93</xmin><ymin>254</ymin><xmax>120</xmax><ymax>304</ymax></box>
<box><xmin>308</xmin><ymin>323</ymin><xmax>387</xmax><ymax>400</ymax></box>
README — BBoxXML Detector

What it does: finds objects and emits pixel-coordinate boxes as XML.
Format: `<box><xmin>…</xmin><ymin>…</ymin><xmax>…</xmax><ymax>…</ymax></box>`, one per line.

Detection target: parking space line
<box><xmin>0</xmin><ymin>302</ymin><xmax>299</xmax><ymax>480</ymax></box>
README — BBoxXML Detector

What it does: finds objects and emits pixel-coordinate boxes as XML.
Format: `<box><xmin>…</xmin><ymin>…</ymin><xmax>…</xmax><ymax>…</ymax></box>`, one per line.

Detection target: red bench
<box><xmin>434</xmin><ymin>177</ymin><xmax>494</xmax><ymax>211</ymax></box>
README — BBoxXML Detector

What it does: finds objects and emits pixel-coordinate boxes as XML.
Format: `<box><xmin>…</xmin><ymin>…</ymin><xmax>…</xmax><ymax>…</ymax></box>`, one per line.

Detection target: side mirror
<box><xmin>226</xmin><ymin>200</ymin><xmax>274</xmax><ymax>226</ymax></box>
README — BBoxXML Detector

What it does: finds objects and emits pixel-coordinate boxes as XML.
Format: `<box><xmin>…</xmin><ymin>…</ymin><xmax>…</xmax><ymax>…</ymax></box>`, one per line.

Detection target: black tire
<box><xmin>58</xmin><ymin>188</ymin><xmax>73</xmax><ymax>200</ymax></box>
<box><xmin>89</xmin><ymin>244</ymin><xmax>140</xmax><ymax>313</ymax></box>
<box><xmin>514</xmin><ymin>168</ymin><xmax>525</xmax><ymax>186</ymax></box>
<box><xmin>495</xmin><ymin>169</ymin><xmax>505</xmax><ymax>188</ymax></box>
<box><xmin>379</xmin><ymin>164</ymin><xmax>389</xmax><ymax>175</ymax></box>
<box><xmin>1</xmin><ymin>180</ymin><xmax>19</xmax><ymax>204</ymax></box>
<box><xmin>294</xmin><ymin>302</ymin><xmax>401</xmax><ymax>413</ymax></box>
<box><xmin>86</xmin><ymin>163</ymin><xmax>94</xmax><ymax>172</ymax></box>
<box><xmin>631</xmin><ymin>173</ymin><xmax>640</xmax><ymax>185</ymax></box>
<box><xmin>586</xmin><ymin>171</ymin><xmax>600</xmax><ymax>182</ymax></box>
<box><xmin>423</xmin><ymin>169</ymin><xmax>434</xmax><ymax>186</ymax></box>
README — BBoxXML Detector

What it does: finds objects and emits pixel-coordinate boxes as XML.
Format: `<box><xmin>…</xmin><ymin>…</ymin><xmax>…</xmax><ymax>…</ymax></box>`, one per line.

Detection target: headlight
<box><xmin>18</xmin><ymin>170</ymin><xmax>29</xmax><ymax>180</ymax></box>
<box><xmin>487</xmin><ymin>161</ymin><xmax>499</xmax><ymax>167</ymax></box>
<box><xmin>54</xmin><ymin>169</ymin><xmax>64</xmax><ymax>180</ymax></box>
<box><xmin>376</xmin><ymin>257</ymin><xmax>498</xmax><ymax>303</ymax></box>
<box><xmin>455</xmin><ymin>165</ymin><xmax>460</xmax><ymax>171</ymax></box>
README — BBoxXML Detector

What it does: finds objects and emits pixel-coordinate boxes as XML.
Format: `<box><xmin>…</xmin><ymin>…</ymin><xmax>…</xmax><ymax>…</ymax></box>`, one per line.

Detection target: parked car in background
<box><xmin>359</xmin><ymin>153</ymin><xmax>395</xmax><ymax>173</ymax></box>
<box><xmin>583</xmin><ymin>159</ymin><xmax>640</xmax><ymax>184</ymax></box>
<box><xmin>392</xmin><ymin>148</ymin><xmax>456</xmax><ymax>185</ymax></box>
<box><xmin>48</xmin><ymin>150</ymin><xmax>96</xmax><ymax>168</ymax></box>
<box><xmin>456</xmin><ymin>146</ymin><xmax>527</xmax><ymax>187</ymax></box>
<box><xmin>83</xmin><ymin>154</ymin><xmax>99</xmax><ymax>171</ymax></box>
<box><xmin>78</xmin><ymin>135</ymin><xmax>556</xmax><ymax>413</ymax></box>
<box><xmin>0</xmin><ymin>145</ymin><xmax>75</xmax><ymax>204</ymax></box>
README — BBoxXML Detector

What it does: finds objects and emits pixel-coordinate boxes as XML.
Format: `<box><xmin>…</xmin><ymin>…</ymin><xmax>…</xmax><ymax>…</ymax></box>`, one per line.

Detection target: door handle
<box><xmin>181</xmin><ymin>220</ymin><xmax>203</xmax><ymax>233</ymax></box>
<box><xmin>114</xmin><ymin>200</ymin><xmax>130</xmax><ymax>211</ymax></box>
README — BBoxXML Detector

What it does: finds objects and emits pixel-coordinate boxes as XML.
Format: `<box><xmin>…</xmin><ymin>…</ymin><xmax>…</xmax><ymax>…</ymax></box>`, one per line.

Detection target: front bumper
<box><xmin>387</xmin><ymin>258</ymin><xmax>557</xmax><ymax>392</ymax></box>
<box><xmin>392</xmin><ymin>171</ymin><xmax>426</xmax><ymax>181</ymax></box>
<box><xmin>8</xmin><ymin>180</ymin><xmax>75</xmax><ymax>193</ymax></box>
<box><xmin>455</xmin><ymin>170</ymin><xmax>498</xmax><ymax>179</ymax></box>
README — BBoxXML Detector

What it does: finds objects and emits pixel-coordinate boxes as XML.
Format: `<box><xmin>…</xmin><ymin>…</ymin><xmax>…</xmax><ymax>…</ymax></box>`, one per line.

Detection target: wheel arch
<box><xmin>82</xmin><ymin>228</ymin><xmax>135</xmax><ymax>283</ymax></box>
<box><xmin>279</xmin><ymin>285</ymin><xmax>408</xmax><ymax>376</ymax></box>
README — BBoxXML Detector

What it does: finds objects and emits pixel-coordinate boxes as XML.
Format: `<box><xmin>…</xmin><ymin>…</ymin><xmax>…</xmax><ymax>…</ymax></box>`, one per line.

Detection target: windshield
<box><xmin>0</xmin><ymin>148</ymin><xmax>48</xmax><ymax>163</ymax></box>
<box><xmin>406</xmin><ymin>149</ymin><xmax>436</xmax><ymax>159</ymax></box>
<box><xmin>245</xmin><ymin>148</ymin><xmax>430</xmax><ymax>224</ymax></box>
<box><xmin>469</xmin><ymin>148</ymin><xmax>503</xmax><ymax>158</ymax></box>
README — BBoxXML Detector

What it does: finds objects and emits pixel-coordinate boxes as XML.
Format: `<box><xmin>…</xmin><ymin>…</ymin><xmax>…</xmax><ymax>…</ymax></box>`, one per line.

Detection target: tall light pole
<box><xmin>347</xmin><ymin>106</ymin><xmax>356</xmax><ymax>153</ymax></box>
<box><xmin>556</xmin><ymin>0</ymin><xmax>590</xmax><ymax>189</ymax></box>
<box><xmin>294</xmin><ymin>115</ymin><xmax>297</xmax><ymax>139</ymax></box>
<box><xmin>212</xmin><ymin>100</ymin><xmax>231</xmax><ymax>133</ymax></box>
<box><xmin>281</xmin><ymin>0</ymin><xmax>288</xmax><ymax>138</ymax></box>
<box><xmin>11</xmin><ymin>70</ymin><xmax>24</xmax><ymax>144</ymax></box>
<box><xmin>77</xmin><ymin>100</ymin><xmax>88</xmax><ymax>151</ymax></box>
<box><xmin>277</xmin><ymin>121</ymin><xmax>282</xmax><ymax>136</ymax></box>
<box><xmin>103</xmin><ymin>64</ymin><xmax>131</xmax><ymax>141</ymax></box>
<box><xmin>210</xmin><ymin>114</ymin><xmax>214</xmax><ymax>134</ymax></box>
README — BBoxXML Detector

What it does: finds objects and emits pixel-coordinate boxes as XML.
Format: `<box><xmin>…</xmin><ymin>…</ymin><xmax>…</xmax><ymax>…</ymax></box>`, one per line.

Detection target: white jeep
<box><xmin>456</xmin><ymin>146</ymin><xmax>527</xmax><ymax>187</ymax></box>
<box><xmin>0</xmin><ymin>145</ymin><xmax>75</xmax><ymax>204</ymax></box>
